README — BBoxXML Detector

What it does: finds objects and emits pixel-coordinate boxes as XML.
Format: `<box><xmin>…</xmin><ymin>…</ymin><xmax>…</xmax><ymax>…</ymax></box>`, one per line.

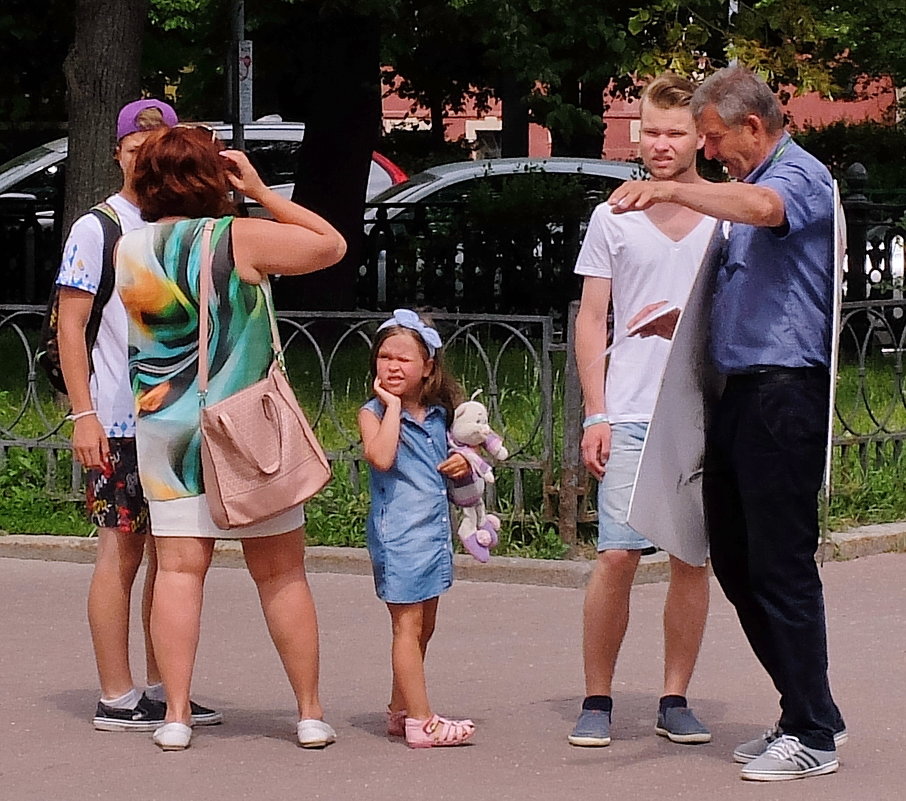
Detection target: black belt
<box><xmin>725</xmin><ymin>367</ymin><xmax>829</xmax><ymax>389</ymax></box>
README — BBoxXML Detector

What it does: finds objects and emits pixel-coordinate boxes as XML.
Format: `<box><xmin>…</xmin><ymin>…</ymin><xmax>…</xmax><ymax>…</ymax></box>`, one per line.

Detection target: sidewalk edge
<box><xmin>1</xmin><ymin>522</ymin><xmax>904</xmax><ymax>589</ymax></box>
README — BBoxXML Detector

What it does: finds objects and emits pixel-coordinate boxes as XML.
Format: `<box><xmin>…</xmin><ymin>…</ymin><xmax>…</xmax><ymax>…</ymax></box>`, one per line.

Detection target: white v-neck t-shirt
<box><xmin>574</xmin><ymin>202</ymin><xmax>717</xmax><ymax>423</ymax></box>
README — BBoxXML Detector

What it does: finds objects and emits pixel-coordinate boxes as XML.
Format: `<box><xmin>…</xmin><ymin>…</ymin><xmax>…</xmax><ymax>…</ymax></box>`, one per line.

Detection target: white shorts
<box><xmin>150</xmin><ymin>494</ymin><xmax>306</xmax><ymax>539</ymax></box>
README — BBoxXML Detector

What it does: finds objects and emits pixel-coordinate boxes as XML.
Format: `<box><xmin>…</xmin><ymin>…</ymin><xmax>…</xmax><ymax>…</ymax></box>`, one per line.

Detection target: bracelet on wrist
<box><xmin>582</xmin><ymin>413</ymin><xmax>610</xmax><ymax>429</ymax></box>
<box><xmin>66</xmin><ymin>409</ymin><xmax>98</xmax><ymax>422</ymax></box>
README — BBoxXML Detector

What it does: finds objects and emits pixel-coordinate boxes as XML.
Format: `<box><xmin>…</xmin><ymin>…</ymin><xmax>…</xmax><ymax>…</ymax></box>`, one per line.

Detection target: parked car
<box><xmin>365</xmin><ymin>157</ymin><xmax>641</xmax><ymax>221</ymax></box>
<box><xmin>0</xmin><ymin>119</ymin><xmax>408</xmax><ymax>227</ymax></box>
<box><xmin>359</xmin><ymin>158</ymin><xmax>643</xmax><ymax>313</ymax></box>
<box><xmin>0</xmin><ymin>120</ymin><xmax>407</xmax><ymax>304</ymax></box>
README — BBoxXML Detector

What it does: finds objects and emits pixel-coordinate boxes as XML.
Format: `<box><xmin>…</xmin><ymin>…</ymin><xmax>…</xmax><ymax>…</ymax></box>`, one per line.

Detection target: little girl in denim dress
<box><xmin>358</xmin><ymin>309</ymin><xmax>476</xmax><ymax>749</ymax></box>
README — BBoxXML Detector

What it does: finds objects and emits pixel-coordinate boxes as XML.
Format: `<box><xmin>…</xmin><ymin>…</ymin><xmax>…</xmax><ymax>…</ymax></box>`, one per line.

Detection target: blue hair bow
<box><xmin>377</xmin><ymin>308</ymin><xmax>443</xmax><ymax>357</ymax></box>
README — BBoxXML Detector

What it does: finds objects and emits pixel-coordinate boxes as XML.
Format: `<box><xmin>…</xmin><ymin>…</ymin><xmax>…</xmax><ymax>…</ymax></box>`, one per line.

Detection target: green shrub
<box><xmin>794</xmin><ymin>121</ymin><xmax>906</xmax><ymax>201</ymax></box>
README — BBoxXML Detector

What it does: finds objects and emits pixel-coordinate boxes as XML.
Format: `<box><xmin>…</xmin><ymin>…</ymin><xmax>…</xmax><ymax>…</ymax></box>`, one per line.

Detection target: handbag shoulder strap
<box><xmin>259</xmin><ymin>278</ymin><xmax>286</xmax><ymax>371</ymax></box>
<box><xmin>197</xmin><ymin>220</ymin><xmax>285</xmax><ymax>403</ymax></box>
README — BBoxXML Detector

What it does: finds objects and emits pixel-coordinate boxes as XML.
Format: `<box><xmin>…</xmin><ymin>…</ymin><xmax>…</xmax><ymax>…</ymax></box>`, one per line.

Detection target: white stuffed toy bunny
<box><xmin>447</xmin><ymin>391</ymin><xmax>509</xmax><ymax>562</ymax></box>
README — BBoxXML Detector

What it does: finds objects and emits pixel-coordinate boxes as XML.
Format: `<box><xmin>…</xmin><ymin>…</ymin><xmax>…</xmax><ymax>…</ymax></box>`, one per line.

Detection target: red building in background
<box><xmin>381</xmin><ymin>77</ymin><xmax>899</xmax><ymax>162</ymax></box>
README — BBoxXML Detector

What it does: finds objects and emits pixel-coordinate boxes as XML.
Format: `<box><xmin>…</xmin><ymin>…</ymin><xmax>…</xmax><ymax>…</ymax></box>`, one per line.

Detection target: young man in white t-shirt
<box><xmin>57</xmin><ymin>99</ymin><xmax>220</xmax><ymax>731</ymax></box>
<box><xmin>568</xmin><ymin>74</ymin><xmax>716</xmax><ymax>748</ymax></box>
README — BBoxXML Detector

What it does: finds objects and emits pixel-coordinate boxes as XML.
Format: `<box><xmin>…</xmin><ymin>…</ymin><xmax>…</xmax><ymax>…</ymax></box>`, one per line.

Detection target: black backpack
<box><xmin>37</xmin><ymin>202</ymin><xmax>122</xmax><ymax>394</ymax></box>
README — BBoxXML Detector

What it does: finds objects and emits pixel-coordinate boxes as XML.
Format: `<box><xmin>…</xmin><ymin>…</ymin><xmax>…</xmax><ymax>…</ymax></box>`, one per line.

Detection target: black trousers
<box><xmin>704</xmin><ymin>369</ymin><xmax>844</xmax><ymax>751</ymax></box>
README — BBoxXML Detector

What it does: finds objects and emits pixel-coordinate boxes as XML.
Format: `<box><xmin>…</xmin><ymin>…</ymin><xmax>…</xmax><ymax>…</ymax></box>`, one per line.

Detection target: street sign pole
<box><xmin>231</xmin><ymin>0</ymin><xmax>246</xmax><ymax>150</ymax></box>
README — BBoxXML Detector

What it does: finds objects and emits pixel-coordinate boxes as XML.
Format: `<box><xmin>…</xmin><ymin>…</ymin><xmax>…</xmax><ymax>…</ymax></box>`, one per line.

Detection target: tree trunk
<box><xmin>284</xmin><ymin>13</ymin><xmax>381</xmax><ymax>311</ymax></box>
<box><xmin>429</xmin><ymin>95</ymin><xmax>446</xmax><ymax>149</ymax></box>
<box><xmin>550</xmin><ymin>78</ymin><xmax>605</xmax><ymax>158</ymax></box>
<box><xmin>62</xmin><ymin>0</ymin><xmax>148</xmax><ymax>236</ymax></box>
<box><xmin>499</xmin><ymin>75</ymin><xmax>530</xmax><ymax>158</ymax></box>
<box><xmin>578</xmin><ymin>79</ymin><xmax>606</xmax><ymax>159</ymax></box>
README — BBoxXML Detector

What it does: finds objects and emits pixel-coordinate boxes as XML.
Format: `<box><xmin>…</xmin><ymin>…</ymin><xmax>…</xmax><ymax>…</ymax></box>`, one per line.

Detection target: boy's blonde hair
<box><xmin>133</xmin><ymin>107</ymin><xmax>167</xmax><ymax>131</ymax></box>
<box><xmin>640</xmin><ymin>72</ymin><xmax>696</xmax><ymax>114</ymax></box>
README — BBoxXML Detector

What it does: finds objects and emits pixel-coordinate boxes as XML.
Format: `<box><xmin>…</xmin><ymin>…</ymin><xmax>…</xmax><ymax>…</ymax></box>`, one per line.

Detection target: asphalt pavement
<box><xmin>0</xmin><ymin>550</ymin><xmax>903</xmax><ymax>801</ymax></box>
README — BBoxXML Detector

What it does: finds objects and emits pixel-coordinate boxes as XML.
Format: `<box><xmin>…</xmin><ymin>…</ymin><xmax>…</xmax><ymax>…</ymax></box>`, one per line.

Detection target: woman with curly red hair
<box><xmin>116</xmin><ymin>124</ymin><xmax>345</xmax><ymax>751</ymax></box>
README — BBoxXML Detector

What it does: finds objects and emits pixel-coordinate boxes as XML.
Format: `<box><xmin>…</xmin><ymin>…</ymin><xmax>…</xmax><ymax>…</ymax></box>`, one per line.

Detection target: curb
<box><xmin>1</xmin><ymin>521</ymin><xmax>904</xmax><ymax>588</ymax></box>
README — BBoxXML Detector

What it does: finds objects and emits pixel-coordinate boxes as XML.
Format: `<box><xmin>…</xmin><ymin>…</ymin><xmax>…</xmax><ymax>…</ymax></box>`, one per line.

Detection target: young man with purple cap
<box><xmin>57</xmin><ymin>98</ymin><xmax>221</xmax><ymax>731</ymax></box>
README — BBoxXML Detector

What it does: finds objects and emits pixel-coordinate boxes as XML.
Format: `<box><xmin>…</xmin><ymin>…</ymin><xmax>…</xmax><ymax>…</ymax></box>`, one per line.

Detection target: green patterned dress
<box><xmin>116</xmin><ymin>216</ymin><xmax>305</xmax><ymax>537</ymax></box>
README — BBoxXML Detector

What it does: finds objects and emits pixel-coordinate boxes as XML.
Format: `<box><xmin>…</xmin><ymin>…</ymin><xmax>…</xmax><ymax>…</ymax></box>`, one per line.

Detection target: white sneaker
<box><xmin>297</xmin><ymin>718</ymin><xmax>336</xmax><ymax>748</ymax></box>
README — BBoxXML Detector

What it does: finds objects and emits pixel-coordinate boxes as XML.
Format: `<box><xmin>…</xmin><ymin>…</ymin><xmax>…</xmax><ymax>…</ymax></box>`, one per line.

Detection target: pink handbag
<box><xmin>196</xmin><ymin>220</ymin><xmax>331</xmax><ymax>529</ymax></box>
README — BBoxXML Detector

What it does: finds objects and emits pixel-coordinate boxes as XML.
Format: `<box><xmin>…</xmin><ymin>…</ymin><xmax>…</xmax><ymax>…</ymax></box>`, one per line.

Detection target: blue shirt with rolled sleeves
<box><xmin>710</xmin><ymin>134</ymin><xmax>834</xmax><ymax>374</ymax></box>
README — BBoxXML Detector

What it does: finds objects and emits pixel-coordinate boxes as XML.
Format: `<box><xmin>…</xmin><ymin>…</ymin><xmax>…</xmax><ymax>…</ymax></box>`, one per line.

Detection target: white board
<box><xmin>627</xmin><ymin>183</ymin><xmax>845</xmax><ymax>567</ymax></box>
<box><xmin>826</xmin><ymin>182</ymin><xmax>846</xmax><ymax>504</ymax></box>
<box><xmin>626</xmin><ymin>229</ymin><xmax>726</xmax><ymax>567</ymax></box>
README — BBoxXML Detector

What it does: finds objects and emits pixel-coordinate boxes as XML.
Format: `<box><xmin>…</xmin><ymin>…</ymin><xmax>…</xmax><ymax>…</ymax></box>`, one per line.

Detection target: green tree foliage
<box><xmin>823</xmin><ymin>1</ymin><xmax>906</xmax><ymax>85</ymax></box>
<box><xmin>380</xmin><ymin>1</ymin><xmax>495</xmax><ymax>147</ymax></box>
<box><xmin>144</xmin><ymin>0</ymin><xmax>225</xmax><ymax>118</ymax></box>
<box><xmin>0</xmin><ymin>0</ymin><xmax>73</xmax><ymax>159</ymax></box>
<box><xmin>794</xmin><ymin>121</ymin><xmax>906</xmax><ymax>199</ymax></box>
<box><xmin>624</xmin><ymin>0</ymin><xmax>906</xmax><ymax>96</ymax></box>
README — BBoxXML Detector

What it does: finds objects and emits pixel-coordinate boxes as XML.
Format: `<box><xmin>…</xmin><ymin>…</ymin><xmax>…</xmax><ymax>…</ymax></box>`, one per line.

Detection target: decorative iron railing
<box><xmin>3</xmin><ymin>162</ymin><xmax>906</xmax><ymax>542</ymax></box>
<box><xmin>0</xmin><ymin>307</ymin><xmax>557</xmax><ymax>520</ymax></box>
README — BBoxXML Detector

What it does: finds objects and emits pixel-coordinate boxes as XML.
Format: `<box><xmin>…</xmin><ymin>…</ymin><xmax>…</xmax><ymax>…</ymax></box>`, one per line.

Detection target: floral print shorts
<box><xmin>85</xmin><ymin>438</ymin><xmax>150</xmax><ymax>535</ymax></box>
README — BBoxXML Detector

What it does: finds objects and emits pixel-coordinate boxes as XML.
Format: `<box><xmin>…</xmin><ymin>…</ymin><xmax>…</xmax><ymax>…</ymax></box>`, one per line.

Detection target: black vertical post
<box><xmin>843</xmin><ymin>162</ymin><xmax>869</xmax><ymax>303</ymax></box>
<box><xmin>230</xmin><ymin>0</ymin><xmax>245</xmax><ymax>151</ymax></box>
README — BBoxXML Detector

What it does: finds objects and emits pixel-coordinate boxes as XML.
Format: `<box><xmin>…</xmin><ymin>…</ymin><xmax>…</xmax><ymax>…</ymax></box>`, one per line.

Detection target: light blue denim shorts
<box><xmin>596</xmin><ymin>421</ymin><xmax>652</xmax><ymax>551</ymax></box>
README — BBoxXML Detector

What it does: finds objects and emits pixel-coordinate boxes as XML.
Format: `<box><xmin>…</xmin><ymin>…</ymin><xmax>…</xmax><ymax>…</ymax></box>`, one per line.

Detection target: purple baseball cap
<box><xmin>116</xmin><ymin>98</ymin><xmax>179</xmax><ymax>141</ymax></box>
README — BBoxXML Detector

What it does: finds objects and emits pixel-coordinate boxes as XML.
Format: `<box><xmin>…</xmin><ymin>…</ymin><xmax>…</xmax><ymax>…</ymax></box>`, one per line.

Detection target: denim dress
<box><xmin>362</xmin><ymin>398</ymin><xmax>454</xmax><ymax>603</ymax></box>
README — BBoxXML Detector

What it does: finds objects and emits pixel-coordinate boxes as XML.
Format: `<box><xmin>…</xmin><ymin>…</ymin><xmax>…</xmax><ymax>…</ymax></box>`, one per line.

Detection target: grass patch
<box><xmin>828</xmin><ymin>444</ymin><xmax>906</xmax><ymax>529</ymax></box>
<box><xmin>0</xmin><ymin>448</ymin><xmax>93</xmax><ymax>535</ymax></box>
<box><xmin>4</xmin><ymin>317</ymin><xmax>906</xmax><ymax>554</ymax></box>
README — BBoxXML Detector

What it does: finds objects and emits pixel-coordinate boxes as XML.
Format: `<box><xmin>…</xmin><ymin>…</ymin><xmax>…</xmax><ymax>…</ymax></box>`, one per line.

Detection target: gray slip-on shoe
<box><xmin>568</xmin><ymin>708</ymin><xmax>612</xmax><ymax>747</ymax></box>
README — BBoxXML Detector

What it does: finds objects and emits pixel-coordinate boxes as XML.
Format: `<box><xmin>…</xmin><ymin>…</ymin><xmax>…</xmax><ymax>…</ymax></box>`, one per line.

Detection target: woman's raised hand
<box><xmin>219</xmin><ymin>149</ymin><xmax>268</xmax><ymax>201</ymax></box>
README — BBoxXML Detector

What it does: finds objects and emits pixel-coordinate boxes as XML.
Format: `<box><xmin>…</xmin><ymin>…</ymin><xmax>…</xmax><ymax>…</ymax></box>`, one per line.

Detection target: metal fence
<box><xmin>3</xmin><ymin>162</ymin><xmax>906</xmax><ymax>542</ymax></box>
<box><xmin>0</xmin><ymin>307</ymin><xmax>557</xmax><ymax>520</ymax></box>
<box><xmin>358</xmin><ymin>201</ymin><xmax>585</xmax><ymax>316</ymax></box>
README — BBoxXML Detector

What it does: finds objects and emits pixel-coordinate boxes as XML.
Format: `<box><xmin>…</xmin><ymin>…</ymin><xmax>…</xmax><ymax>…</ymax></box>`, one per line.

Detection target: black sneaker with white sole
<box><xmin>93</xmin><ymin>693</ymin><xmax>166</xmax><ymax>732</ymax></box>
<box><xmin>93</xmin><ymin>693</ymin><xmax>222</xmax><ymax>731</ymax></box>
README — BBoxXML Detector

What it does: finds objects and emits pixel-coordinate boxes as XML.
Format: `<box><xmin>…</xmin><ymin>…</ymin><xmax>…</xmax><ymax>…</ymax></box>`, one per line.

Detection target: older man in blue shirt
<box><xmin>607</xmin><ymin>65</ymin><xmax>845</xmax><ymax>782</ymax></box>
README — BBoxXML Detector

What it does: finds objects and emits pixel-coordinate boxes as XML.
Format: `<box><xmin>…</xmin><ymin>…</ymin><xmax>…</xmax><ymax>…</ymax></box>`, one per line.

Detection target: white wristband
<box><xmin>582</xmin><ymin>413</ymin><xmax>610</xmax><ymax>429</ymax></box>
<box><xmin>66</xmin><ymin>409</ymin><xmax>98</xmax><ymax>422</ymax></box>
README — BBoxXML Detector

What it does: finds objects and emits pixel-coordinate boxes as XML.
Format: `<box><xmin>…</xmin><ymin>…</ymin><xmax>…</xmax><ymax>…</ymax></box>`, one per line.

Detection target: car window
<box><xmin>423</xmin><ymin>172</ymin><xmax>621</xmax><ymax>217</ymax></box>
<box><xmin>5</xmin><ymin>163</ymin><xmax>63</xmax><ymax>215</ymax></box>
<box><xmin>362</xmin><ymin>168</ymin><xmax>633</xmax><ymax>314</ymax></box>
<box><xmin>241</xmin><ymin>140</ymin><xmax>303</xmax><ymax>187</ymax></box>
<box><xmin>0</xmin><ymin>146</ymin><xmax>57</xmax><ymax>177</ymax></box>
<box><xmin>368</xmin><ymin>171</ymin><xmax>437</xmax><ymax>204</ymax></box>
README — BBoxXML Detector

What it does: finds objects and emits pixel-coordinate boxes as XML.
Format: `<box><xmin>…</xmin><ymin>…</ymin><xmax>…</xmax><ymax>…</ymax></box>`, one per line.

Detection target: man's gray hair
<box><xmin>690</xmin><ymin>66</ymin><xmax>784</xmax><ymax>134</ymax></box>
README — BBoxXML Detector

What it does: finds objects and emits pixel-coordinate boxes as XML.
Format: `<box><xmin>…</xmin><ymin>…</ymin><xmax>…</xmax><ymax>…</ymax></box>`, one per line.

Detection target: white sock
<box><xmin>144</xmin><ymin>683</ymin><xmax>165</xmax><ymax>702</ymax></box>
<box><xmin>101</xmin><ymin>687</ymin><xmax>141</xmax><ymax>709</ymax></box>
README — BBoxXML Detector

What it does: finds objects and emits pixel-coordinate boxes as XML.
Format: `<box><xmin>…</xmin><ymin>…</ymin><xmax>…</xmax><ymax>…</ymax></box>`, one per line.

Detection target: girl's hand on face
<box><xmin>438</xmin><ymin>452</ymin><xmax>470</xmax><ymax>480</ymax></box>
<box><xmin>373</xmin><ymin>376</ymin><xmax>402</xmax><ymax>410</ymax></box>
<box><xmin>219</xmin><ymin>149</ymin><xmax>268</xmax><ymax>199</ymax></box>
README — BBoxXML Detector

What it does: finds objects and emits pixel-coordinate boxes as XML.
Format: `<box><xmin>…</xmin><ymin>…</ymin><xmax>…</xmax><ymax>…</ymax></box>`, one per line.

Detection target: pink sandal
<box><xmin>405</xmin><ymin>714</ymin><xmax>475</xmax><ymax>748</ymax></box>
<box><xmin>387</xmin><ymin>708</ymin><xmax>407</xmax><ymax>737</ymax></box>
